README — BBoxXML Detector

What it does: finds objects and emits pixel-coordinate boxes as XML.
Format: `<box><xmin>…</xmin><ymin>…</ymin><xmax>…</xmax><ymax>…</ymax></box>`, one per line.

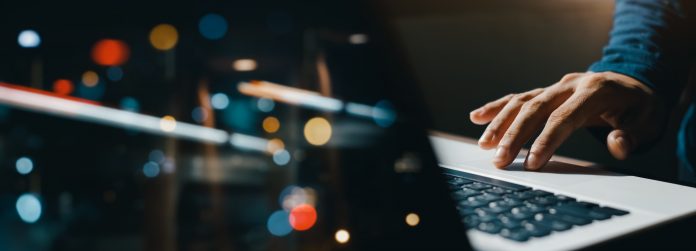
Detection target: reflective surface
<box><xmin>0</xmin><ymin>1</ymin><xmax>466</xmax><ymax>250</ymax></box>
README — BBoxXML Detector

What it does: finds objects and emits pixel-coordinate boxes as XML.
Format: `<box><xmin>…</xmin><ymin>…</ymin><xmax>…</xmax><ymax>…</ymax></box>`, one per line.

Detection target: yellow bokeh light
<box><xmin>160</xmin><ymin>115</ymin><xmax>177</xmax><ymax>132</ymax></box>
<box><xmin>304</xmin><ymin>117</ymin><xmax>332</xmax><ymax>146</ymax></box>
<box><xmin>149</xmin><ymin>24</ymin><xmax>179</xmax><ymax>51</ymax></box>
<box><xmin>82</xmin><ymin>70</ymin><xmax>99</xmax><ymax>87</ymax></box>
<box><xmin>232</xmin><ymin>59</ymin><xmax>257</xmax><ymax>72</ymax></box>
<box><xmin>262</xmin><ymin>116</ymin><xmax>280</xmax><ymax>133</ymax></box>
<box><xmin>405</xmin><ymin>213</ymin><xmax>420</xmax><ymax>227</ymax></box>
<box><xmin>267</xmin><ymin>138</ymin><xmax>285</xmax><ymax>153</ymax></box>
<box><xmin>334</xmin><ymin>229</ymin><xmax>350</xmax><ymax>244</ymax></box>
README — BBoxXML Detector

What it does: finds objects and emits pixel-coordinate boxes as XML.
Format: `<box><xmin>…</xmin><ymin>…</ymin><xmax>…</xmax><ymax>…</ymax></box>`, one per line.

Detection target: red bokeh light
<box><xmin>53</xmin><ymin>79</ymin><xmax>74</xmax><ymax>95</ymax></box>
<box><xmin>289</xmin><ymin>204</ymin><xmax>317</xmax><ymax>231</ymax></box>
<box><xmin>91</xmin><ymin>39</ymin><xmax>130</xmax><ymax>66</ymax></box>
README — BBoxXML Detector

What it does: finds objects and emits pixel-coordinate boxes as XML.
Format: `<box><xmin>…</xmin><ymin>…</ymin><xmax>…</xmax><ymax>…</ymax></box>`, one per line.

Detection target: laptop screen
<box><xmin>0</xmin><ymin>0</ymin><xmax>468</xmax><ymax>250</ymax></box>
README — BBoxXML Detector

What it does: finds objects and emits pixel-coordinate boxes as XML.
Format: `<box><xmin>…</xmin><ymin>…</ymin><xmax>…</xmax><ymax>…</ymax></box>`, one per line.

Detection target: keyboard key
<box><xmin>522</xmin><ymin>222</ymin><xmax>552</xmax><ymax>237</ymax></box>
<box><xmin>477</xmin><ymin>221</ymin><xmax>503</xmax><ymax>234</ymax></box>
<box><xmin>534</xmin><ymin>213</ymin><xmax>572</xmax><ymax>231</ymax></box>
<box><xmin>447</xmin><ymin>177</ymin><xmax>474</xmax><ymax>186</ymax></box>
<box><xmin>463</xmin><ymin>216</ymin><xmax>479</xmax><ymax>228</ymax></box>
<box><xmin>528</xmin><ymin>196</ymin><xmax>558</xmax><ymax>207</ymax></box>
<box><xmin>510</xmin><ymin>207</ymin><xmax>534</xmax><ymax>220</ymax></box>
<box><xmin>452</xmin><ymin>189</ymin><xmax>481</xmax><ymax>200</ymax></box>
<box><xmin>474</xmin><ymin>194</ymin><xmax>502</xmax><ymax>203</ymax></box>
<box><xmin>498</xmin><ymin>215</ymin><xmax>522</xmax><ymax>229</ymax></box>
<box><xmin>594</xmin><ymin>206</ymin><xmax>629</xmax><ymax>216</ymax></box>
<box><xmin>445</xmin><ymin>171</ymin><xmax>531</xmax><ymax>191</ymax></box>
<box><xmin>485</xmin><ymin>187</ymin><xmax>511</xmax><ymax>195</ymax></box>
<box><xmin>508</xmin><ymin>191</ymin><xmax>536</xmax><ymax>201</ymax></box>
<box><xmin>529</xmin><ymin>190</ymin><xmax>553</xmax><ymax>198</ymax></box>
<box><xmin>553</xmin><ymin>204</ymin><xmax>610</xmax><ymax>221</ymax></box>
<box><xmin>457</xmin><ymin>206</ymin><xmax>476</xmax><ymax>217</ymax></box>
<box><xmin>500</xmin><ymin>227</ymin><xmax>531</xmax><ymax>242</ymax></box>
<box><xmin>548</xmin><ymin>209</ymin><xmax>592</xmax><ymax>225</ymax></box>
<box><xmin>555</xmin><ymin>195</ymin><xmax>576</xmax><ymax>204</ymax></box>
<box><xmin>467</xmin><ymin>182</ymin><xmax>492</xmax><ymax>191</ymax></box>
<box><xmin>460</xmin><ymin>198</ymin><xmax>488</xmax><ymax>208</ymax></box>
<box><xmin>497</xmin><ymin>198</ymin><xmax>523</xmax><ymax>208</ymax></box>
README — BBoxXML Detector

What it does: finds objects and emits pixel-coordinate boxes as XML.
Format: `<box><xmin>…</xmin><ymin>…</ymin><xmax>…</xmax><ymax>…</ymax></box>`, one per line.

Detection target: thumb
<box><xmin>606</xmin><ymin>129</ymin><xmax>636</xmax><ymax>160</ymax></box>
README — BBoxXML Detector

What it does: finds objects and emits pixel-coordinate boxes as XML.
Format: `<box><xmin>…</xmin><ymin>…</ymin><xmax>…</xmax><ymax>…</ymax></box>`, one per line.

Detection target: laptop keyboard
<box><xmin>445</xmin><ymin>172</ymin><xmax>630</xmax><ymax>242</ymax></box>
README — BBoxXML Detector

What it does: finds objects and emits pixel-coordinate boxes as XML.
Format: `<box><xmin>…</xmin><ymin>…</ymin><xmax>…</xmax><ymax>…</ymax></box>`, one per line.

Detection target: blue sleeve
<box><xmin>589</xmin><ymin>0</ymin><xmax>695</xmax><ymax>104</ymax></box>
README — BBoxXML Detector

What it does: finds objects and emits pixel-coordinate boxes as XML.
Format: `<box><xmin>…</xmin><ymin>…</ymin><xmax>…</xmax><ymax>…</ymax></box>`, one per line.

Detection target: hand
<box><xmin>469</xmin><ymin>72</ymin><xmax>665</xmax><ymax>170</ymax></box>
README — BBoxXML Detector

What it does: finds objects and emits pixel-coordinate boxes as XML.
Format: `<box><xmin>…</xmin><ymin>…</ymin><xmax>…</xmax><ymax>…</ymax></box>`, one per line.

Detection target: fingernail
<box><xmin>493</xmin><ymin>146</ymin><xmax>508</xmax><ymax>166</ymax></box>
<box><xmin>479</xmin><ymin>131</ymin><xmax>492</xmax><ymax>144</ymax></box>
<box><xmin>525</xmin><ymin>153</ymin><xmax>541</xmax><ymax>170</ymax></box>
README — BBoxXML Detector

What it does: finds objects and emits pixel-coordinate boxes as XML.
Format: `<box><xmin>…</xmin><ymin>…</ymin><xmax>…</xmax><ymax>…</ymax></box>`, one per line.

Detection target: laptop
<box><xmin>2</xmin><ymin>0</ymin><xmax>696</xmax><ymax>251</ymax></box>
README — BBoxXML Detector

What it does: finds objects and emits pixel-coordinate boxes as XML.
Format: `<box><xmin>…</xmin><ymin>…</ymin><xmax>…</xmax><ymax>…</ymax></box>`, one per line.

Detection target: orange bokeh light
<box><xmin>289</xmin><ymin>204</ymin><xmax>317</xmax><ymax>231</ymax></box>
<box><xmin>91</xmin><ymin>39</ymin><xmax>130</xmax><ymax>66</ymax></box>
<box><xmin>53</xmin><ymin>79</ymin><xmax>74</xmax><ymax>95</ymax></box>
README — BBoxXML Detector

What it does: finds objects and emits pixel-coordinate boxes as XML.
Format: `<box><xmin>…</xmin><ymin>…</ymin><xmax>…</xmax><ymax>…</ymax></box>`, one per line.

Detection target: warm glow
<box><xmin>262</xmin><ymin>116</ymin><xmax>280</xmax><ymax>133</ymax></box>
<box><xmin>82</xmin><ymin>71</ymin><xmax>99</xmax><ymax>87</ymax></box>
<box><xmin>149</xmin><ymin>24</ymin><xmax>179</xmax><ymax>51</ymax></box>
<box><xmin>304</xmin><ymin>117</ymin><xmax>332</xmax><ymax>146</ymax></box>
<box><xmin>232</xmin><ymin>59</ymin><xmax>257</xmax><ymax>71</ymax></box>
<box><xmin>53</xmin><ymin>79</ymin><xmax>74</xmax><ymax>95</ymax></box>
<box><xmin>91</xmin><ymin>39</ymin><xmax>130</xmax><ymax>66</ymax></box>
<box><xmin>160</xmin><ymin>115</ymin><xmax>177</xmax><ymax>132</ymax></box>
<box><xmin>267</xmin><ymin>138</ymin><xmax>285</xmax><ymax>153</ymax></box>
<box><xmin>289</xmin><ymin>204</ymin><xmax>317</xmax><ymax>231</ymax></box>
<box><xmin>335</xmin><ymin>229</ymin><xmax>350</xmax><ymax>244</ymax></box>
<box><xmin>405</xmin><ymin>213</ymin><xmax>420</xmax><ymax>227</ymax></box>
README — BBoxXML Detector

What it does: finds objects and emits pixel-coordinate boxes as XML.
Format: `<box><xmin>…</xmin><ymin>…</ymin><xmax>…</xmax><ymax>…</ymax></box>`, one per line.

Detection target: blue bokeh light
<box><xmin>120</xmin><ymin>97</ymin><xmax>140</xmax><ymax>112</ymax></box>
<box><xmin>272</xmin><ymin>149</ymin><xmax>291</xmax><ymax>166</ymax></box>
<box><xmin>106</xmin><ymin>67</ymin><xmax>124</xmax><ymax>82</ymax></box>
<box><xmin>18</xmin><ymin>30</ymin><xmax>41</xmax><ymax>48</ymax></box>
<box><xmin>267</xmin><ymin>210</ymin><xmax>293</xmax><ymax>236</ymax></box>
<box><xmin>199</xmin><ymin>14</ymin><xmax>228</xmax><ymax>40</ymax></box>
<box><xmin>211</xmin><ymin>93</ymin><xmax>230</xmax><ymax>110</ymax></box>
<box><xmin>16</xmin><ymin>193</ymin><xmax>42</xmax><ymax>223</ymax></box>
<box><xmin>143</xmin><ymin>161</ymin><xmax>160</xmax><ymax>178</ymax></box>
<box><xmin>16</xmin><ymin>157</ymin><xmax>33</xmax><ymax>175</ymax></box>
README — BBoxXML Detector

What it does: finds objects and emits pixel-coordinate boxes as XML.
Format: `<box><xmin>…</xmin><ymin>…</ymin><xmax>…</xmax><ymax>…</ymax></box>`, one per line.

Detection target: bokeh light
<box><xmin>405</xmin><ymin>212</ymin><xmax>420</xmax><ymax>227</ymax></box>
<box><xmin>160</xmin><ymin>115</ymin><xmax>177</xmax><ymax>132</ymax></box>
<box><xmin>289</xmin><ymin>204</ymin><xmax>317</xmax><ymax>231</ymax></box>
<box><xmin>149</xmin><ymin>149</ymin><xmax>165</xmax><ymax>163</ymax></box>
<box><xmin>267</xmin><ymin>138</ymin><xmax>285</xmax><ymax>153</ymax></box>
<box><xmin>53</xmin><ymin>79</ymin><xmax>74</xmax><ymax>95</ymax></box>
<box><xmin>143</xmin><ymin>161</ymin><xmax>160</xmax><ymax>178</ymax></box>
<box><xmin>82</xmin><ymin>71</ymin><xmax>99</xmax><ymax>87</ymax></box>
<box><xmin>373</xmin><ymin>100</ymin><xmax>397</xmax><ymax>127</ymax></box>
<box><xmin>16</xmin><ymin>193</ymin><xmax>42</xmax><ymax>223</ymax></box>
<box><xmin>335</xmin><ymin>229</ymin><xmax>350</xmax><ymax>244</ymax></box>
<box><xmin>198</xmin><ymin>13</ymin><xmax>228</xmax><ymax>40</ymax></box>
<box><xmin>348</xmin><ymin>33</ymin><xmax>369</xmax><ymax>44</ymax></box>
<box><xmin>267</xmin><ymin>210</ymin><xmax>293</xmax><ymax>236</ymax></box>
<box><xmin>191</xmin><ymin>107</ymin><xmax>208</xmax><ymax>123</ymax></box>
<box><xmin>107</xmin><ymin>67</ymin><xmax>124</xmax><ymax>81</ymax></box>
<box><xmin>257</xmin><ymin>98</ymin><xmax>275</xmax><ymax>112</ymax></box>
<box><xmin>15</xmin><ymin>157</ymin><xmax>33</xmax><ymax>175</ymax></box>
<box><xmin>304</xmin><ymin>117</ymin><xmax>332</xmax><ymax>146</ymax></box>
<box><xmin>120</xmin><ymin>96</ymin><xmax>140</xmax><ymax>112</ymax></box>
<box><xmin>232</xmin><ymin>59</ymin><xmax>257</xmax><ymax>72</ymax></box>
<box><xmin>17</xmin><ymin>30</ymin><xmax>41</xmax><ymax>48</ymax></box>
<box><xmin>262</xmin><ymin>116</ymin><xmax>280</xmax><ymax>133</ymax></box>
<box><xmin>272</xmin><ymin>149</ymin><xmax>291</xmax><ymax>166</ymax></box>
<box><xmin>210</xmin><ymin>93</ymin><xmax>230</xmax><ymax>110</ymax></box>
<box><xmin>279</xmin><ymin>186</ymin><xmax>316</xmax><ymax>211</ymax></box>
<box><xmin>91</xmin><ymin>39</ymin><xmax>130</xmax><ymax>66</ymax></box>
<box><xmin>149</xmin><ymin>24</ymin><xmax>179</xmax><ymax>51</ymax></box>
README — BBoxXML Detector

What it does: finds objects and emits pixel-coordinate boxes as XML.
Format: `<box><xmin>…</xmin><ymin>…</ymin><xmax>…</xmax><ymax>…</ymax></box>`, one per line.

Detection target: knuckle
<box><xmin>522</xmin><ymin>99</ymin><xmax>546</xmax><ymax>112</ymax></box>
<box><xmin>548</xmin><ymin>110</ymin><xmax>573</xmax><ymax>126</ymax></box>
<box><xmin>560</xmin><ymin>73</ymin><xmax>583</xmax><ymax>83</ymax></box>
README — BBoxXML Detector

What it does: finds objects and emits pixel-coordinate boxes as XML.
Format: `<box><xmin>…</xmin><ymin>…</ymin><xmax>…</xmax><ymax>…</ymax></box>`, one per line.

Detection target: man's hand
<box><xmin>469</xmin><ymin>72</ymin><xmax>665</xmax><ymax>170</ymax></box>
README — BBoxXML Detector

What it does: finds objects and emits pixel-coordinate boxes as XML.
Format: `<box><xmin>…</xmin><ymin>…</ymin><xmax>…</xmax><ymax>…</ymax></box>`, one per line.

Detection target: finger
<box><xmin>478</xmin><ymin>89</ymin><xmax>544</xmax><ymax>149</ymax></box>
<box><xmin>607</xmin><ymin>129</ymin><xmax>636</xmax><ymax>160</ymax></box>
<box><xmin>478</xmin><ymin>97</ymin><xmax>525</xmax><ymax>150</ymax></box>
<box><xmin>470</xmin><ymin>94</ymin><xmax>514</xmax><ymax>125</ymax></box>
<box><xmin>493</xmin><ymin>93</ymin><xmax>560</xmax><ymax>168</ymax></box>
<box><xmin>525</xmin><ymin>91</ymin><xmax>601</xmax><ymax>170</ymax></box>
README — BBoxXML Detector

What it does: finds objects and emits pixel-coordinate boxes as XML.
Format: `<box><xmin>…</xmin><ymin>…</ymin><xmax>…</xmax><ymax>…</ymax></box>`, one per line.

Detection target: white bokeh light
<box><xmin>18</xmin><ymin>30</ymin><xmax>41</xmax><ymax>48</ymax></box>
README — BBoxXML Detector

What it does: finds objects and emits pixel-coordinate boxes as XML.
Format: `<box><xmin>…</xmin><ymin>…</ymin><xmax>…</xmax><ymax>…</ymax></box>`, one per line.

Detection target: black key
<box><xmin>555</xmin><ymin>194</ymin><xmax>576</xmax><ymax>204</ymax></box>
<box><xmin>500</xmin><ymin>227</ymin><xmax>531</xmax><ymax>242</ymax></box>
<box><xmin>553</xmin><ymin>204</ymin><xmax>610</xmax><ymax>221</ymax></box>
<box><xmin>524</xmin><ymin>204</ymin><xmax>548</xmax><ymax>214</ymax></box>
<box><xmin>498</xmin><ymin>214</ymin><xmax>522</xmax><ymax>229</ymax></box>
<box><xmin>451</xmin><ymin>189</ymin><xmax>481</xmax><ymax>200</ymax></box>
<box><xmin>444</xmin><ymin>171</ymin><xmax>531</xmax><ymax>191</ymax></box>
<box><xmin>594</xmin><ymin>206</ymin><xmax>629</xmax><ymax>216</ymax></box>
<box><xmin>467</xmin><ymin>182</ymin><xmax>492</xmax><ymax>191</ymax></box>
<box><xmin>534</xmin><ymin>213</ymin><xmax>572</xmax><ymax>231</ymax></box>
<box><xmin>448</xmin><ymin>183</ymin><xmax>464</xmax><ymax>191</ymax></box>
<box><xmin>474</xmin><ymin>211</ymin><xmax>499</xmax><ymax>222</ymax></box>
<box><xmin>522</xmin><ymin>221</ymin><xmax>552</xmax><ymax>237</ymax></box>
<box><xmin>477</xmin><ymin>221</ymin><xmax>503</xmax><ymax>234</ymax></box>
<box><xmin>497</xmin><ymin>198</ymin><xmax>523</xmax><ymax>208</ymax></box>
<box><xmin>447</xmin><ymin>177</ymin><xmax>474</xmax><ymax>186</ymax></box>
<box><xmin>576</xmin><ymin>201</ymin><xmax>599</xmax><ymax>208</ymax></box>
<box><xmin>548</xmin><ymin>208</ymin><xmax>592</xmax><ymax>225</ymax></box>
<box><xmin>529</xmin><ymin>196</ymin><xmax>558</xmax><ymax>207</ymax></box>
<box><xmin>457</xmin><ymin>206</ymin><xmax>476</xmax><ymax>216</ymax></box>
<box><xmin>485</xmin><ymin>187</ymin><xmax>511</xmax><ymax>195</ymax></box>
<box><xmin>508</xmin><ymin>191</ymin><xmax>536</xmax><ymax>201</ymax></box>
<box><xmin>463</xmin><ymin>216</ymin><xmax>479</xmax><ymax>228</ymax></box>
<box><xmin>460</xmin><ymin>198</ymin><xmax>488</xmax><ymax>208</ymax></box>
<box><xmin>529</xmin><ymin>190</ymin><xmax>553</xmax><ymax>198</ymax></box>
<box><xmin>510</xmin><ymin>207</ymin><xmax>534</xmax><ymax>220</ymax></box>
<box><xmin>481</xmin><ymin>204</ymin><xmax>509</xmax><ymax>214</ymax></box>
<box><xmin>474</xmin><ymin>194</ymin><xmax>502</xmax><ymax>203</ymax></box>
